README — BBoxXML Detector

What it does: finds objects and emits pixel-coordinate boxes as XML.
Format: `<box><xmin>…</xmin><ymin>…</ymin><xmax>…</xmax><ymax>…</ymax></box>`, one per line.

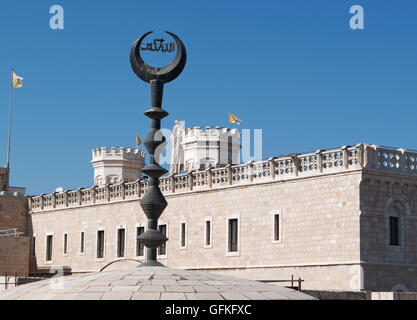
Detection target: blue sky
<box><xmin>0</xmin><ymin>1</ymin><xmax>416</xmax><ymax>195</ymax></box>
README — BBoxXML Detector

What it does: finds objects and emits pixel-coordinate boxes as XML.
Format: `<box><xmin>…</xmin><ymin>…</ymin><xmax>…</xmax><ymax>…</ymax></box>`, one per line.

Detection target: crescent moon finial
<box><xmin>130</xmin><ymin>31</ymin><xmax>187</xmax><ymax>83</ymax></box>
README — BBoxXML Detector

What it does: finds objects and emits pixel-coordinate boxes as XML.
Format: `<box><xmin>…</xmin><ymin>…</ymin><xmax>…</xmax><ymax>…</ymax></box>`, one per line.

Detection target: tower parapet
<box><xmin>91</xmin><ymin>147</ymin><xmax>146</xmax><ymax>185</ymax></box>
<box><xmin>182</xmin><ymin>125</ymin><xmax>240</xmax><ymax>172</ymax></box>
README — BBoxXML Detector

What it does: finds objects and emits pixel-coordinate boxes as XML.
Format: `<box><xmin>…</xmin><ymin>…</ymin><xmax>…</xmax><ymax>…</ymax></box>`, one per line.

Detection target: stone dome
<box><xmin>0</xmin><ymin>267</ymin><xmax>315</xmax><ymax>300</ymax></box>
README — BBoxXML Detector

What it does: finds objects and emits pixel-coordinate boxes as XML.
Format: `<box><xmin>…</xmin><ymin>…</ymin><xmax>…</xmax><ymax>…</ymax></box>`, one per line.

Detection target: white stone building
<box><xmin>25</xmin><ymin>143</ymin><xmax>417</xmax><ymax>292</ymax></box>
<box><xmin>183</xmin><ymin>126</ymin><xmax>240</xmax><ymax>172</ymax></box>
<box><xmin>91</xmin><ymin>147</ymin><xmax>146</xmax><ymax>185</ymax></box>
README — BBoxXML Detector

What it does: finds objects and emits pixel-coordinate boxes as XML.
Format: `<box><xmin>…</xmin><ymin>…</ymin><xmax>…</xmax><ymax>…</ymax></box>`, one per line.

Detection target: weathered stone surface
<box><xmin>0</xmin><ymin>267</ymin><xmax>315</xmax><ymax>300</ymax></box>
<box><xmin>0</xmin><ymin>237</ymin><xmax>29</xmax><ymax>275</ymax></box>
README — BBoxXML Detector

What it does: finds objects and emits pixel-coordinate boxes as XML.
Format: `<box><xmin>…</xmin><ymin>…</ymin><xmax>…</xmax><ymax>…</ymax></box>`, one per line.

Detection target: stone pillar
<box><xmin>121</xmin><ymin>182</ymin><xmax>126</xmax><ymax>200</ymax></box>
<box><xmin>91</xmin><ymin>188</ymin><xmax>96</xmax><ymax>204</ymax></box>
<box><xmin>170</xmin><ymin>175</ymin><xmax>175</xmax><ymax>193</ymax></box>
<box><xmin>52</xmin><ymin>192</ymin><xmax>56</xmax><ymax>209</ymax></box>
<box><xmin>227</xmin><ymin>164</ymin><xmax>232</xmax><ymax>185</ymax></box>
<box><xmin>315</xmin><ymin>150</ymin><xmax>324</xmax><ymax>173</ymax></box>
<box><xmin>137</xmin><ymin>179</ymin><xmax>142</xmax><ymax>199</ymax></box>
<box><xmin>398</xmin><ymin>148</ymin><xmax>407</xmax><ymax>173</ymax></box>
<box><xmin>248</xmin><ymin>161</ymin><xmax>254</xmax><ymax>183</ymax></box>
<box><xmin>207</xmin><ymin>167</ymin><xmax>212</xmax><ymax>188</ymax></box>
<box><xmin>64</xmin><ymin>190</ymin><xmax>69</xmax><ymax>207</ymax></box>
<box><xmin>77</xmin><ymin>188</ymin><xmax>83</xmax><ymax>205</ymax></box>
<box><xmin>290</xmin><ymin>154</ymin><xmax>299</xmax><ymax>176</ymax></box>
<box><xmin>362</xmin><ymin>144</ymin><xmax>377</xmax><ymax>169</ymax></box>
<box><xmin>188</xmin><ymin>171</ymin><xmax>194</xmax><ymax>191</ymax></box>
<box><xmin>268</xmin><ymin>157</ymin><xmax>276</xmax><ymax>179</ymax></box>
<box><xmin>40</xmin><ymin>195</ymin><xmax>44</xmax><ymax>210</ymax></box>
<box><xmin>341</xmin><ymin>145</ymin><xmax>350</xmax><ymax>169</ymax></box>
<box><xmin>105</xmin><ymin>184</ymin><xmax>111</xmax><ymax>202</ymax></box>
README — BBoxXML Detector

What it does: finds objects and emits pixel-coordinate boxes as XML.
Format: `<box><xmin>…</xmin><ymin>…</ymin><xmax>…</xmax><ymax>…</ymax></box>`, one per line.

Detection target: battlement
<box><xmin>184</xmin><ymin>126</ymin><xmax>240</xmax><ymax>142</ymax></box>
<box><xmin>182</xmin><ymin>126</ymin><xmax>241</xmax><ymax>171</ymax></box>
<box><xmin>91</xmin><ymin>147</ymin><xmax>146</xmax><ymax>162</ymax></box>
<box><xmin>91</xmin><ymin>146</ymin><xmax>146</xmax><ymax>185</ymax></box>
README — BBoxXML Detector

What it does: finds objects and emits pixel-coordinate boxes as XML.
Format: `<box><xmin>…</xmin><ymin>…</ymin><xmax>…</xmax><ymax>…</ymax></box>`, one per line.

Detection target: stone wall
<box><xmin>0</xmin><ymin>168</ymin><xmax>7</xmax><ymax>192</ymax></box>
<box><xmin>29</xmin><ymin>170</ymin><xmax>362</xmax><ymax>290</ymax></box>
<box><xmin>0</xmin><ymin>237</ymin><xmax>29</xmax><ymax>275</ymax></box>
<box><xmin>360</xmin><ymin>169</ymin><xmax>417</xmax><ymax>291</ymax></box>
<box><xmin>0</xmin><ymin>195</ymin><xmax>29</xmax><ymax>234</ymax></box>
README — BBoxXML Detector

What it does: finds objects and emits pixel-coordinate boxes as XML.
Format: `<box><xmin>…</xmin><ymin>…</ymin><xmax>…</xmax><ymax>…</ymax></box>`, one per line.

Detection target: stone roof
<box><xmin>0</xmin><ymin>267</ymin><xmax>315</xmax><ymax>300</ymax></box>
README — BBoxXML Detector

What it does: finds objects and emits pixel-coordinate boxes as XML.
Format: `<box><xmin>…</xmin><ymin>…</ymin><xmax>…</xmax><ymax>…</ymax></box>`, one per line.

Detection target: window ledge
<box><xmin>226</xmin><ymin>251</ymin><xmax>239</xmax><ymax>257</ymax></box>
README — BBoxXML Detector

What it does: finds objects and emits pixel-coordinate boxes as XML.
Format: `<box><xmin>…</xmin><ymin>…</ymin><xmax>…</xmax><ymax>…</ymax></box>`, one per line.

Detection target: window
<box><xmin>180</xmin><ymin>222</ymin><xmax>186</xmax><ymax>248</ymax></box>
<box><xmin>46</xmin><ymin>235</ymin><xmax>53</xmax><ymax>261</ymax></box>
<box><xmin>136</xmin><ymin>227</ymin><xmax>144</xmax><ymax>257</ymax></box>
<box><xmin>158</xmin><ymin>225</ymin><xmax>167</xmax><ymax>255</ymax></box>
<box><xmin>117</xmin><ymin>228</ymin><xmax>125</xmax><ymax>258</ymax></box>
<box><xmin>80</xmin><ymin>232</ymin><xmax>85</xmax><ymax>254</ymax></box>
<box><xmin>389</xmin><ymin>216</ymin><xmax>399</xmax><ymax>246</ymax></box>
<box><xmin>228</xmin><ymin>136</ymin><xmax>233</xmax><ymax>165</ymax></box>
<box><xmin>63</xmin><ymin>234</ymin><xmax>68</xmax><ymax>255</ymax></box>
<box><xmin>228</xmin><ymin>219</ymin><xmax>238</xmax><ymax>252</ymax></box>
<box><xmin>274</xmin><ymin>214</ymin><xmax>280</xmax><ymax>241</ymax></box>
<box><xmin>205</xmin><ymin>220</ymin><xmax>211</xmax><ymax>246</ymax></box>
<box><xmin>32</xmin><ymin>237</ymin><xmax>36</xmax><ymax>256</ymax></box>
<box><xmin>97</xmin><ymin>230</ymin><xmax>105</xmax><ymax>258</ymax></box>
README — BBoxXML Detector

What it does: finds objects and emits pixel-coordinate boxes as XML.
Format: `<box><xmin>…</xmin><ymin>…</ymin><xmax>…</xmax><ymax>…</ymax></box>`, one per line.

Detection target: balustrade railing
<box><xmin>29</xmin><ymin>144</ymin><xmax>417</xmax><ymax>212</ymax></box>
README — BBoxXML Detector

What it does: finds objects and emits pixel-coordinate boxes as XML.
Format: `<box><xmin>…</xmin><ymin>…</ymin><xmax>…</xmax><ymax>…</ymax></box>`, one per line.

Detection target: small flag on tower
<box><xmin>136</xmin><ymin>133</ymin><xmax>142</xmax><ymax>147</ymax></box>
<box><xmin>229</xmin><ymin>113</ymin><xmax>242</xmax><ymax>125</ymax></box>
<box><xmin>12</xmin><ymin>70</ymin><xmax>23</xmax><ymax>88</ymax></box>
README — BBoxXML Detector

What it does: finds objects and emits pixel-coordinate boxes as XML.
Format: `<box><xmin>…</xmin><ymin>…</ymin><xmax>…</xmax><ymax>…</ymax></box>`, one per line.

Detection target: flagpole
<box><xmin>6</xmin><ymin>68</ymin><xmax>13</xmax><ymax>194</ymax></box>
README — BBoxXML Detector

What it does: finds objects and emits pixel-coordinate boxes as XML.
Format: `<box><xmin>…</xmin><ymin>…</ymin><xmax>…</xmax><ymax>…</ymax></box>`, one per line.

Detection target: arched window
<box><xmin>387</xmin><ymin>200</ymin><xmax>404</xmax><ymax>247</ymax></box>
<box><xmin>95</xmin><ymin>175</ymin><xmax>103</xmax><ymax>186</ymax></box>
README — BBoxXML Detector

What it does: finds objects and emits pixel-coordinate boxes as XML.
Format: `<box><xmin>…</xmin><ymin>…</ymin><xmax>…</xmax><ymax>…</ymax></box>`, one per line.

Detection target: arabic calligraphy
<box><xmin>140</xmin><ymin>38</ymin><xmax>176</xmax><ymax>53</ymax></box>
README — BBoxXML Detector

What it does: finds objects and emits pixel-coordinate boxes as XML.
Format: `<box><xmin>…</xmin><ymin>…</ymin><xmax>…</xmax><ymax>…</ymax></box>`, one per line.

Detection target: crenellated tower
<box><xmin>91</xmin><ymin>147</ymin><xmax>146</xmax><ymax>186</ymax></box>
<box><xmin>182</xmin><ymin>126</ymin><xmax>241</xmax><ymax>172</ymax></box>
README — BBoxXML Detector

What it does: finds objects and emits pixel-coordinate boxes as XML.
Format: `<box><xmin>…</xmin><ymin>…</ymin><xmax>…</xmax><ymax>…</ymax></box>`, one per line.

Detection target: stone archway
<box><xmin>391</xmin><ymin>283</ymin><xmax>408</xmax><ymax>292</ymax></box>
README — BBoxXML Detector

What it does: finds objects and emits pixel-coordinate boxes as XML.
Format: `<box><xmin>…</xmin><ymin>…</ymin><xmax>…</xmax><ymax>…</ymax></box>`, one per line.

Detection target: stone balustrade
<box><xmin>29</xmin><ymin>144</ymin><xmax>417</xmax><ymax>213</ymax></box>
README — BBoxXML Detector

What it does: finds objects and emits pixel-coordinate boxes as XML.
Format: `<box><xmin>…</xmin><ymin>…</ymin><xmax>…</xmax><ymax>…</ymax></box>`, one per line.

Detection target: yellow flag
<box><xmin>136</xmin><ymin>133</ymin><xmax>142</xmax><ymax>146</ymax></box>
<box><xmin>12</xmin><ymin>71</ymin><xmax>23</xmax><ymax>88</ymax></box>
<box><xmin>229</xmin><ymin>113</ymin><xmax>242</xmax><ymax>125</ymax></box>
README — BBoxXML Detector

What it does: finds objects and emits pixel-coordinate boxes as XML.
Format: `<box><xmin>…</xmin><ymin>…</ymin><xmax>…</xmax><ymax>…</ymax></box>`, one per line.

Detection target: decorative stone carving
<box><xmin>31</xmin><ymin>144</ymin><xmax>417</xmax><ymax>213</ymax></box>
